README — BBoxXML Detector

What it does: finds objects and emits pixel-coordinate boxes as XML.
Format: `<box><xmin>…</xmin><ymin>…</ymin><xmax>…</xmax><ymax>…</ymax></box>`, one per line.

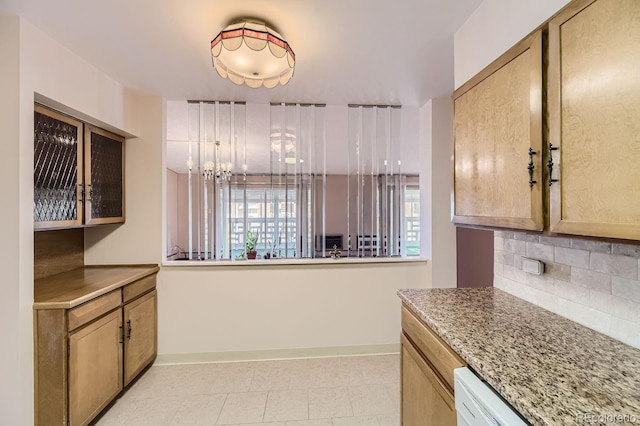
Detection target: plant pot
<box><xmin>247</xmin><ymin>251</ymin><xmax>257</xmax><ymax>259</ymax></box>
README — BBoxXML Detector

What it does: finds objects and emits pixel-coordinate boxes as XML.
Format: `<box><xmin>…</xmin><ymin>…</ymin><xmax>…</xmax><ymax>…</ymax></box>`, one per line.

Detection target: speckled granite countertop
<box><xmin>398</xmin><ymin>288</ymin><xmax>640</xmax><ymax>426</ymax></box>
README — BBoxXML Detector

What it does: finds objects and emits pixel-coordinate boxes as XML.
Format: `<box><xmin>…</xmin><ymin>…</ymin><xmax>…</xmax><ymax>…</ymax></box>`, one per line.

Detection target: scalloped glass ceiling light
<box><xmin>211</xmin><ymin>19</ymin><xmax>295</xmax><ymax>88</ymax></box>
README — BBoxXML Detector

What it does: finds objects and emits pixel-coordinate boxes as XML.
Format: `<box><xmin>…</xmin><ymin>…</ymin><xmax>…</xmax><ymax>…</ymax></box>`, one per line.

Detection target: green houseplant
<box><xmin>245</xmin><ymin>230</ymin><xmax>258</xmax><ymax>259</ymax></box>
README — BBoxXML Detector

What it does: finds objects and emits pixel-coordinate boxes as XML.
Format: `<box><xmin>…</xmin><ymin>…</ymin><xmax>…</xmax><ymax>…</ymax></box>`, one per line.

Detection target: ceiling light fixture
<box><xmin>270</xmin><ymin>131</ymin><xmax>296</xmax><ymax>153</ymax></box>
<box><xmin>211</xmin><ymin>19</ymin><xmax>295</xmax><ymax>88</ymax></box>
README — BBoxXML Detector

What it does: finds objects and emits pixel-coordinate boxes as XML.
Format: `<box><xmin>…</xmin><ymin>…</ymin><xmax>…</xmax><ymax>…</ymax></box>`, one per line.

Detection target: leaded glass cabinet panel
<box><xmin>84</xmin><ymin>125</ymin><xmax>125</xmax><ymax>225</ymax></box>
<box><xmin>34</xmin><ymin>105</ymin><xmax>84</xmax><ymax>229</ymax></box>
<box><xmin>34</xmin><ymin>104</ymin><xmax>125</xmax><ymax>230</ymax></box>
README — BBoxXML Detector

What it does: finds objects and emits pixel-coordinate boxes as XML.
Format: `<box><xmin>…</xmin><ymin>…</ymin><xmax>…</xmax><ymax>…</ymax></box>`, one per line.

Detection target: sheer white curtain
<box><xmin>269</xmin><ymin>103</ymin><xmax>326</xmax><ymax>258</ymax></box>
<box><xmin>347</xmin><ymin>105</ymin><xmax>405</xmax><ymax>257</ymax></box>
<box><xmin>186</xmin><ymin>101</ymin><xmax>247</xmax><ymax>260</ymax></box>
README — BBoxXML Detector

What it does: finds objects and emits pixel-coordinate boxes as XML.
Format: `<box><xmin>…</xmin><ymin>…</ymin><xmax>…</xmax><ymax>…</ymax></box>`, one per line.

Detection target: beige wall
<box><xmin>419</xmin><ymin>98</ymin><xmax>457</xmax><ymax>288</ymax></box>
<box><xmin>159</xmin><ymin>261</ymin><xmax>430</xmax><ymax>356</ymax></box>
<box><xmin>0</xmin><ymin>15</ymin><xmax>23</xmax><ymax>426</ymax></box>
<box><xmin>84</xmin><ymin>92</ymin><xmax>164</xmax><ymax>263</ymax></box>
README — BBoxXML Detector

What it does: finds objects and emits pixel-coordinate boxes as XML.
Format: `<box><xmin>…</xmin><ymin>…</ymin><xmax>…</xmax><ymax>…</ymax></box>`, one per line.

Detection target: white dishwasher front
<box><xmin>454</xmin><ymin>367</ymin><xmax>528</xmax><ymax>426</ymax></box>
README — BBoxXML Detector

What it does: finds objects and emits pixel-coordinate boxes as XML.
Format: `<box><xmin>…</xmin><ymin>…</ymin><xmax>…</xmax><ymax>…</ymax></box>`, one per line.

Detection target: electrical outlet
<box><xmin>522</xmin><ymin>257</ymin><xmax>544</xmax><ymax>275</ymax></box>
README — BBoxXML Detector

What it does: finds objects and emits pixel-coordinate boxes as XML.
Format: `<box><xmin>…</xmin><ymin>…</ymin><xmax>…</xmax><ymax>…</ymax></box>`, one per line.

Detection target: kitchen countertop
<box><xmin>398</xmin><ymin>288</ymin><xmax>640</xmax><ymax>426</ymax></box>
<box><xmin>34</xmin><ymin>265</ymin><xmax>159</xmax><ymax>309</ymax></box>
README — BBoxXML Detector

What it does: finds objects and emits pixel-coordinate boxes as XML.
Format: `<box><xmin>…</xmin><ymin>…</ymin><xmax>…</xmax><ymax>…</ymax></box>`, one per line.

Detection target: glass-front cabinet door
<box><xmin>84</xmin><ymin>125</ymin><xmax>125</xmax><ymax>225</ymax></box>
<box><xmin>34</xmin><ymin>105</ymin><xmax>126</xmax><ymax>230</ymax></box>
<box><xmin>34</xmin><ymin>105</ymin><xmax>84</xmax><ymax>229</ymax></box>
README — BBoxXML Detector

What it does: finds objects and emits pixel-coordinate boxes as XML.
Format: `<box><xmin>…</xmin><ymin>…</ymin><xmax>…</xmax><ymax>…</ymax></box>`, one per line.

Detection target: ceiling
<box><xmin>0</xmin><ymin>0</ymin><xmax>482</xmax><ymax>106</ymax></box>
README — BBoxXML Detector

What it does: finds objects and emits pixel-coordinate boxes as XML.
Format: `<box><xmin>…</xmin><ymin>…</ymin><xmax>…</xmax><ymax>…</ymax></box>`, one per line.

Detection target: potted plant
<box><xmin>245</xmin><ymin>230</ymin><xmax>258</xmax><ymax>259</ymax></box>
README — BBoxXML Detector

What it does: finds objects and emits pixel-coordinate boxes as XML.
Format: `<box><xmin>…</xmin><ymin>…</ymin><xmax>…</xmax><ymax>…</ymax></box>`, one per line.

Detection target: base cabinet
<box><xmin>401</xmin><ymin>336</ymin><xmax>457</xmax><ymax>426</ymax></box>
<box><xmin>123</xmin><ymin>290</ymin><xmax>157</xmax><ymax>386</ymax></box>
<box><xmin>34</xmin><ymin>271</ymin><xmax>158</xmax><ymax>426</ymax></box>
<box><xmin>69</xmin><ymin>310</ymin><xmax>123</xmax><ymax>426</ymax></box>
<box><xmin>400</xmin><ymin>306</ymin><xmax>465</xmax><ymax>426</ymax></box>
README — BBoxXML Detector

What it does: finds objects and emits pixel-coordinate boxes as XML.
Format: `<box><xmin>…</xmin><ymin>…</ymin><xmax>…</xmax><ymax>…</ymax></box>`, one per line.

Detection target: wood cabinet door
<box><xmin>453</xmin><ymin>31</ymin><xmax>544</xmax><ymax>231</ymax></box>
<box><xmin>34</xmin><ymin>104</ymin><xmax>84</xmax><ymax>229</ymax></box>
<box><xmin>84</xmin><ymin>125</ymin><xmax>125</xmax><ymax>225</ymax></box>
<box><xmin>68</xmin><ymin>309</ymin><xmax>123</xmax><ymax>426</ymax></box>
<box><xmin>123</xmin><ymin>290</ymin><xmax>157</xmax><ymax>386</ymax></box>
<box><xmin>401</xmin><ymin>334</ymin><xmax>456</xmax><ymax>426</ymax></box>
<box><xmin>548</xmin><ymin>0</ymin><xmax>640</xmax><ymax>240</ymax></box>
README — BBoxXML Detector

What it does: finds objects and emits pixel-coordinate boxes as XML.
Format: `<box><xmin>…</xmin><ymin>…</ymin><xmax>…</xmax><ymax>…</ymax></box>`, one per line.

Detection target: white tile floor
<box><xmin>95</xmin><ymin>354</ymin><xmax>400</xmax><ymax>426</ymax></box>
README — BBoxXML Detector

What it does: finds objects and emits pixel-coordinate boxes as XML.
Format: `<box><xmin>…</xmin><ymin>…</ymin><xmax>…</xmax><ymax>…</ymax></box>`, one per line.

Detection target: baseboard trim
<box><xmin>154</xmin><ymin>343</ymin><xmax>400</xmax><ymax>365</ymax></box>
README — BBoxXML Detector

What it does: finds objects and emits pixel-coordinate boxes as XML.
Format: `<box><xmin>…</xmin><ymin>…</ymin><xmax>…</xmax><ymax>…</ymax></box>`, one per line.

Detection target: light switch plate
<box><xmin>522</xmin><ymin>257</ymin><xmax>544</xmax><ymax>275</ymax></box>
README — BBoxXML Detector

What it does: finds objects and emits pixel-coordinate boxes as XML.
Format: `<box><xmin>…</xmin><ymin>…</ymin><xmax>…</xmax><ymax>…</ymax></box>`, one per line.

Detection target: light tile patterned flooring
<box><xmin>95</xmin><ymin>354</ymin><xmax>400</xmax><ymax>426</ymax></box>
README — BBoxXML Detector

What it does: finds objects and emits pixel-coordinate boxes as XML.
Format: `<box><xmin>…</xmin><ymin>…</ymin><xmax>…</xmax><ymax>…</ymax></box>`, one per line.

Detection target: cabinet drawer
<box><xmin>401</xmin><ymin>334</ymin><xmax>456</xmax><ymax>416</ymax></box>
<box><xmin>68</xmin><ymin>290</ymin><xmax>122</xmax><ymax>332</ymax></box>
<box><xmin>123</xmin><ymin>274</ymin><xmax>157</xmax><ymax>303</ymax></box>
<box><xmin>401</xmin><ymin>305</ymin><xmax>465</xmax><ymax>393</ymax></box>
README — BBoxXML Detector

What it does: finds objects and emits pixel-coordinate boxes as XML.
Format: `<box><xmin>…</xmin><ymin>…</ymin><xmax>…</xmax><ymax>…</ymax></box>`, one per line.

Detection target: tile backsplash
<box><xmin>494</xmin><ymin>231</ymin><xmax>640</xmax><ymax>349</ymax></box>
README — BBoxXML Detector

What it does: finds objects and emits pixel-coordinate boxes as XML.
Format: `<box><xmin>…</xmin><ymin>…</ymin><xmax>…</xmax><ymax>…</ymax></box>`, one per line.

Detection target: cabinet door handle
<box><xmin>78</xmin><ymin>183</ymin><xmax>85</xmax><ymax>202</ymax></box>
<box><xmin>528</xmin><ymin>148</ymin><xmax>537</xmax><ymax>188</ymax></box>
<box><xmin>87</xmin><ymin>184</ymin><xmax>93</xmax><ymax>202</ymax></box>
<box><xmin>119</xmin><ymin>325</ymin><xmax>125</xmax><ymax>344</ymax></box>
<box><xmin>547</xmin><ymin>143</ymin><xmax>559</xmax><ymax>186</ymax></box>
<box><xmin>127</xmin><ymin>320</ymin><xmax>132</xmax><ymax>340</ymax></box>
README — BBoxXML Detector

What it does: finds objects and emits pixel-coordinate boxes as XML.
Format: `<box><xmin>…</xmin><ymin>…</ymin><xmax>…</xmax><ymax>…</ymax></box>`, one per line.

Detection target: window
<box><xmin>404</xmin><ymin>186</ymin><xmax>420</xmax><ymax>256</ymax></box>
<box><xmin>227</xmin><ymin>185</ymin><xmax>298</xmax><ymax>259</ymax></box>
<box><xmin>166</xmin><ymin>101</ymin><xmax>420</xmax><ymax>261</ymax></box>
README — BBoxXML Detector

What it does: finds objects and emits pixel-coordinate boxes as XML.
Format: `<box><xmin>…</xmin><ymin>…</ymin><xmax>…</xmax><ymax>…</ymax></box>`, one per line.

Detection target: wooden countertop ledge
<box><xmin>34</xmin><ymin>265</ymin><xmax>159</xmax><ymax>310</ymax></box>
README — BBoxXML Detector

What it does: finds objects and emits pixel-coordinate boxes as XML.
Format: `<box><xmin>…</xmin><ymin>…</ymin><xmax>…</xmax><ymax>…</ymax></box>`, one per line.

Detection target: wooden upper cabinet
<box><xmin>34</xmin><ymin>104</ymin><xmax>125</xmax><ymax>230</ymax></box>
<box><xmin>84</xmin><ymin>125</ymin><xmax>125</xmax><ymax>225</ymax></box>
<box><xmin>34</xmin><ymin>105</ymin><xmax>84</xmax><ymax>229</ymax></box>
<box><xmin>548</xmin><ymin>0</ymin><xmax>640</xmax><ymax>240</ymax></box>
<box><xmin>452</xmin><ymin>31</ymin><xmax>544</xmax><ymax>231</ymax></box>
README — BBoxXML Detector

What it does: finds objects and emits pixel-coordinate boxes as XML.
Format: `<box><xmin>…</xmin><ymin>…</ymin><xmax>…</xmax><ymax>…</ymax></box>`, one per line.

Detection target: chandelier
<box><xmin>211</xmin><ymin>19</ymin><xmax>295</xmax><ymax>88</ymax></box>
<box><xmin>197</xmin><ymin>142</ymin><xmax>238</xmax><ymax>183</ymax></box>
